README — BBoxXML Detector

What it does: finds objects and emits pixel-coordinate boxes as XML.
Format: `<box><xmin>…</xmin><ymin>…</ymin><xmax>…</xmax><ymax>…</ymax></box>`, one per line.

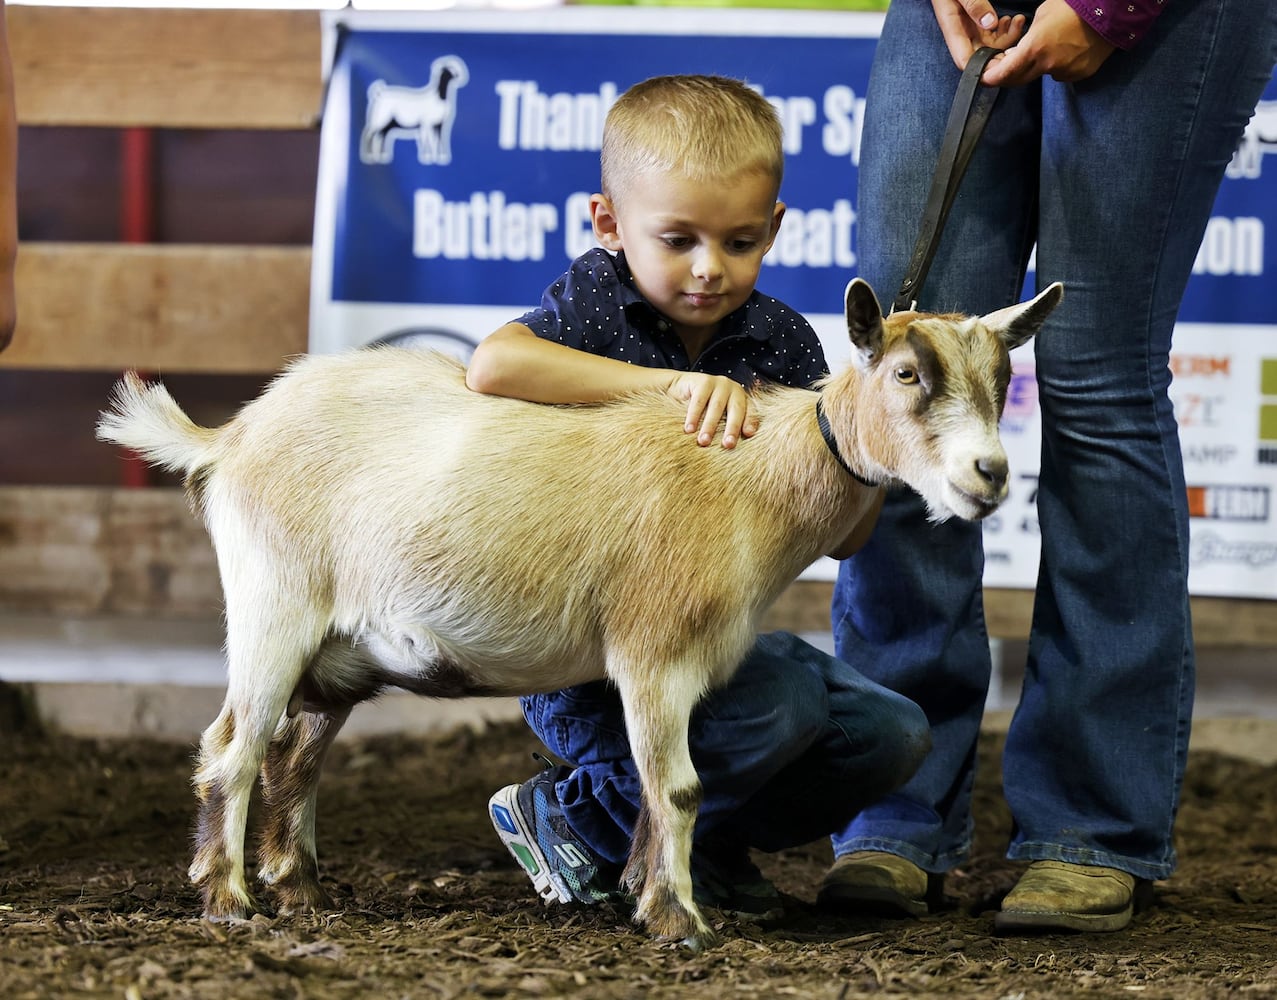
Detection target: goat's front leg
<box><xmin>256</xmin><ymin>704</ymin><xmax>351</xmax><ymax>914</ymax></box>
<box><xmin>611</xmin><ymin>661</ymin><xmax>714</xmax><ymax>950</ymax></box>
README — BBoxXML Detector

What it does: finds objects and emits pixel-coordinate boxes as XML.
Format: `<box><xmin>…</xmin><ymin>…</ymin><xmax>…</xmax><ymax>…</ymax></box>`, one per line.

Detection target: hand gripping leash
<box><xmin>890</xmin><ymin>46</ymin><xmax>1003</xmax><ymax>315</ymax></box>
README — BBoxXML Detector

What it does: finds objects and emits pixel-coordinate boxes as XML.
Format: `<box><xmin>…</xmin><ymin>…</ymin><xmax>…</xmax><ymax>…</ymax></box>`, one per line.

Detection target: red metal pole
<box><xmin>119</xmin><ymin>126</ymin><xmax>155</xmax><ymax>488</ymax></box>
<box><xmin>120</xmin><ymin>127</ymin><xmax>155</xmax><ymax>244</ymax></box>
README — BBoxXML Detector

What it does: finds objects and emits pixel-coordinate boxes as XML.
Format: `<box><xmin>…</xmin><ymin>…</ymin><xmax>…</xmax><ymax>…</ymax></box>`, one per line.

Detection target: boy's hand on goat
<box><xmin>664</xmin><ymin>372</ymin><xmax>760</xmax><ymax>449</ymax></box>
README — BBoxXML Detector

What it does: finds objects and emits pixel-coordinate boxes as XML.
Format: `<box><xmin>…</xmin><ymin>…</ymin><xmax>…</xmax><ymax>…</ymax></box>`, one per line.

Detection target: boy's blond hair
<box><xmin>600</xmin><ymin>74</ymin><xmax>783</xmax><ymax>206</ymax></box>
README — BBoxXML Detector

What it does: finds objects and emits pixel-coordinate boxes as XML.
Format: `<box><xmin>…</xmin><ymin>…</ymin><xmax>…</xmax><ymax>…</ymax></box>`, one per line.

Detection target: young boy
<box><xmin>468</xmin><ymin>74</ymin><xmax>929</xmax><ymax>918</ymax></box>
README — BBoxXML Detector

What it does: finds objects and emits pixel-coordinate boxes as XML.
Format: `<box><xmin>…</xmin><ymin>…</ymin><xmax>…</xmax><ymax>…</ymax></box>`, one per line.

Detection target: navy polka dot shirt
<box><xmin>514</xmin><ymin>248</ymin><xmax>828</xmax><ymax>389</ymax></box>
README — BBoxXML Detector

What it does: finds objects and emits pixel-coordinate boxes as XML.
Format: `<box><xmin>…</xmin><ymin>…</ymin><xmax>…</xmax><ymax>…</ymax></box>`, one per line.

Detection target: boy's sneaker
<box><xmin>489</xmin><ymin>767</ymin><xmax>624</xmax><ymax>906</ymax></box>
<box><xmin>490</xmin><ymin>766</ymin><xmax>782</xmax><ymax>920</ymax></box>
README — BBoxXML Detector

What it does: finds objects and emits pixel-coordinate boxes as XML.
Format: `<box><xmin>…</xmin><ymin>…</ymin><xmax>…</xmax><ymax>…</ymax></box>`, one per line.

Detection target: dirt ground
<box><xmin>2</xmin><ymin>714</ymin><xmax>1275</xmax><ymax>1000</ymax></box>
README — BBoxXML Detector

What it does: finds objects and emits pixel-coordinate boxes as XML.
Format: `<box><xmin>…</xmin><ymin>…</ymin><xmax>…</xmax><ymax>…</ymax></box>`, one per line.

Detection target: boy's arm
<box><xmin>467</xmin><ymin>322</ymin><xmax>670</xmax><ymax>404</ymax></box>
<box><xmin>466</xmin><ymin>322</ymin><xmax>759</xmax><ymax>448</ymax></box>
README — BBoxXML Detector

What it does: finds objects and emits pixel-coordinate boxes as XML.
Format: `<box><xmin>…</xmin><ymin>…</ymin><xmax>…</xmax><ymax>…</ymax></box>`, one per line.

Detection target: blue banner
<box><xmin>319</xmin><ymin>8</ymin><xmax>878</xmax><ymax>325</ymax></box>
<box><xmin>312</xmin><ymin>8</ymin><xmax>1277</xmax><ymax>597</ymax></box>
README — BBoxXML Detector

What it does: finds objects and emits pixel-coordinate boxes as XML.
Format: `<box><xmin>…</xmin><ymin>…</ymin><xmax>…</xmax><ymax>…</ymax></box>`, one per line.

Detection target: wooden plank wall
<box><xmin>3</xmin><ymin>7</ymin><xmax>318</xmax><ymax>374</ymax></box>
<box><xmin>0</xmin><ymin>7</ymin><xmax>1270</xmax><ymax>646</ymax></box>
<box><xmin>11</xmin><ymin>8</ymin><xmax>321</xmax><ymax>129</ymax></box>
<box><xmin>5</xmin><ymin>243</ymin><xmax>311</xmax><ymax>373</ymax></box>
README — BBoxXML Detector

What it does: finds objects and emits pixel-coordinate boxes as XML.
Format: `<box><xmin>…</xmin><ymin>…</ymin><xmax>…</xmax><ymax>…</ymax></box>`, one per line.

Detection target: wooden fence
<box><xmin>2</xmin><ymin>6</ymin><xmax>1272</xmax><ymax>649</ymax></box>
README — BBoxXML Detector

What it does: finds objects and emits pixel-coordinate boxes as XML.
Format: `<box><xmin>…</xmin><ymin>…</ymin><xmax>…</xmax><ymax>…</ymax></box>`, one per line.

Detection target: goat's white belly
<box><xmin>358</xmin><ymin>619</ymin><xmax>608</xmax><ymax>699</ymax></box>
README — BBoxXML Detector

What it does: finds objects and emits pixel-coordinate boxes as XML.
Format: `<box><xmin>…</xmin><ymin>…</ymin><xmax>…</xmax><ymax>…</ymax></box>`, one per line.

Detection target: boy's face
<box><xmin>590</xmin><ymin>168</ymin><xmax>784</xmax><ymax>350</ymax></box>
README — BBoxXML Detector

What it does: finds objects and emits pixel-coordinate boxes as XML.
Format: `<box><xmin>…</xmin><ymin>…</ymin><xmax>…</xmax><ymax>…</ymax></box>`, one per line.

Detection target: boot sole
<box><xmin>994</xmin><ymin>904</ymin><xmax>1133</xmax><ymax>933</ymax></box>
<box><xmin>994</xmin><ymin>876</ymin><xmax>1151</xmax><ymax>933</ymax></box>
<box><xmin>816</xmin><ymin>884</ymin><xmax>929</xmax><ymax>919</ymax></box>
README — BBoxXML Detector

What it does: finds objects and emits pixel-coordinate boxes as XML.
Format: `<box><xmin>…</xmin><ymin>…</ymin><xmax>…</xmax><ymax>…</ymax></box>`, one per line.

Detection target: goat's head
<box><xmin>841</xmin><ymin>277</ymin><xmax>1063</xmax><ymax>522</ymax></box>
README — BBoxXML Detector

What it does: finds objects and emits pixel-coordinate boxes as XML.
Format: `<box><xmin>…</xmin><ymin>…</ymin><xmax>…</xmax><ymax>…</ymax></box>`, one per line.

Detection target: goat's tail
<box><xmin>96</xmin><ymin>371</ymin><xmax>219</xmax><ymax>476</ymax></box>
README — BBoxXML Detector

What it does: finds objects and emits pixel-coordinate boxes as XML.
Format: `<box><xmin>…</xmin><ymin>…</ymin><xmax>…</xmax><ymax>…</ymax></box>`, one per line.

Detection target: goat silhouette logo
<box><xmin>1227</xmin><ymin>99</ymin><xmax>1277</xmax><ymax>179</ymax></box>
<box><xmin>360</xmin><ymin>55</ymin><xmax>470</xmax><ymax>166</ymax></box>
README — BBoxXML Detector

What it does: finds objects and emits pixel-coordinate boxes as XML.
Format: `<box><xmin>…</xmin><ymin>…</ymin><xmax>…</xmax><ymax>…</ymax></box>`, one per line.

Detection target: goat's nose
<box><xmin>976</xmin><ymin>454</ymin><xmax>1008</xmax><ymax>490</ymax></box>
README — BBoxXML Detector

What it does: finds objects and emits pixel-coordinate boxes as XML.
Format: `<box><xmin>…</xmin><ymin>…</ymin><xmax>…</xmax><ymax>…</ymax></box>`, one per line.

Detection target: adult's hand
<box><xmin>930</xmin><ymin>0</ymin><xmax>1027</xmax><ymax>71</ymax></box>
<box><xmin>932</xmin><ymin>0</ymin><xmax>1116</xmax><ymax>86</ymax></box>
<box><xmin>988</xmin><ymin>0</ymin><xmax>1116</xmax><ymax>86</ymax></box>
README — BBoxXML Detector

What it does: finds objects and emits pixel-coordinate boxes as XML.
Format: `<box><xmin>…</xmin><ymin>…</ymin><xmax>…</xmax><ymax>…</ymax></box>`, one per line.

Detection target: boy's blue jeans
<box><xmin>832</xmin><ymin>0</ymin><xmax>1277</xmax><ymax>881</ymax></box>
<box><xmin>520</xmin><ymin>631</ymin><xmax>931</xmax><ymax>867</ymax></box>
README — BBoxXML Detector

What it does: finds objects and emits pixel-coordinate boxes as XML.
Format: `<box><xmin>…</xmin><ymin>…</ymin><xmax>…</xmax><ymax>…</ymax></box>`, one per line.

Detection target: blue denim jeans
<box><xmin>832</xmin><ymin>0</ymin><xmax>1277</xmax><ymax>880</ymax></box>
<box><xmin>520</xmin><ymin>631</ymin><xmax>931</xmax><ymax>867</ymax></box>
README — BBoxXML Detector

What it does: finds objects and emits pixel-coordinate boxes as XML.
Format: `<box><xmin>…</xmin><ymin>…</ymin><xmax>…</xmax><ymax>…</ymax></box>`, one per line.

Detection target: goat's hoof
<box><xmin>636</xmin><ymin>900</ymin><xmax>717</xmax><ymax>951</ymax></box>
<box><xmin>650</xmin><ymin>922</ymin><xmax>718</xmax><ymax>951</ymax></box>
<box><xmin>271</xmin><ymin>877</ymin><xmax>335</xmax><ymax>915</ymax></box>
<box><xmin>202</xmin><ymin>906</ymin><xmax>259</xmax><ymax>924</ymax></box>
<box><xmin>676</xmin><ymin>927</ymin><xmax>719</xmax><ymax>953</ymax></box>
<box><xmin>200</xmin><ymin>885</ymin><xmax>263</xmax><ymax>922</ymax></box>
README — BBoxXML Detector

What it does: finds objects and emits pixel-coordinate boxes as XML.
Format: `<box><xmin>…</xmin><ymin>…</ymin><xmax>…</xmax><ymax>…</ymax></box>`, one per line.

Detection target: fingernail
<box><xmin>980</xmin><ymin>12</ymin><xmax>996</xmax><ymax>28</ymax></box>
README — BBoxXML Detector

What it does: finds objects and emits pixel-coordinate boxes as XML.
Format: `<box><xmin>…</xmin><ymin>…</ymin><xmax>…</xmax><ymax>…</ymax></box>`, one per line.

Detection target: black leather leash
<box><xmin>890</xmin><ymin>46</ymin><xmax>1003</xmax><ymax>315</ymax></box>
<box><xmin>817</xmin><ymin>47</ymin><xmax>1003</xmax><ymax>485</ymax></box>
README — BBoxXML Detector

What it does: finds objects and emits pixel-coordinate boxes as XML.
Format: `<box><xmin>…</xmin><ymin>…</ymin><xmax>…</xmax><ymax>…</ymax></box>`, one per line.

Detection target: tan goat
<box><xmin>96</xmin><ymin>278</ymin><xmax>1062</xmax><ymax>950</ymax></box>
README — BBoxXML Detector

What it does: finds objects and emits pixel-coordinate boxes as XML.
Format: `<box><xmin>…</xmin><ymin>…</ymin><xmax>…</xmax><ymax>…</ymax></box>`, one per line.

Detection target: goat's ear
<box><xmin>845</xmin><ymin>277</ymin><xmax>885</xmax><ymax>368</ymax></box>
<box><xmin>980</xmin><ymin>282</ymin><xmax>1064</xmax><ymax>351</ymax></box>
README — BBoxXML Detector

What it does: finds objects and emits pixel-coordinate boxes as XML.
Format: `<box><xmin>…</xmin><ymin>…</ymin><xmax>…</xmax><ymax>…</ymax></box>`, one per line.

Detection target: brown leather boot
<box><xmin>816</xmin><ymin>850</ymin><xmax>941</xmax><ymax>918</ymax></box>
<box><xmin>995</xmin><ymin>860</ymin><xmax>1151</xmax><ymax>933</ymax></box>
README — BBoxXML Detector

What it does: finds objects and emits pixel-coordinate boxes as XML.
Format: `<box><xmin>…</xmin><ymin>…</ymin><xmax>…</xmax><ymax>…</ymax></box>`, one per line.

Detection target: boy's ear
<box><xmin>766</xmin><ymin>200</ymin><xmax>786</xmax><ymax>245</ymax></box>
<box><xmin>762</xmin><ymin>201</ymin><xmax>785</xmax><ymax>254</ymax></box>
<box><xmin>590</xmin><ymin>194</ymin><xmax>623</xmax><ymax>252</ymax></box>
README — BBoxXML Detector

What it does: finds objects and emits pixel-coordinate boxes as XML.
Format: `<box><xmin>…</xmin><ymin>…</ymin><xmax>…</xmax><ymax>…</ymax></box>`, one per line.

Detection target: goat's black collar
<box><xmin>816</xmin><ymin>396</ymin><xmax>878</xmax><ymax>487</ymax></box>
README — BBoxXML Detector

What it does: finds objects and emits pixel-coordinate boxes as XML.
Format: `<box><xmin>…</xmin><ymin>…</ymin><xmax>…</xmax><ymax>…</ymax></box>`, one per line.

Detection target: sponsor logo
<box><xmin>1009</xmin><ymin>473</ymin><xmax>1040</xmax><ymax>536</ymax></box>
<box><xmin>1186</xmin><ymin>485</ymin><xmax>1270</xmax><ymax>521</ymax></box>
<box><xmin>1173</xmin><ymin>392</ymin><xmax>1227</xmax><ymax>429</ymax></box>
<box><xmin>360</xmin><ymin>55</ymin><xmax>470</xmax><ymax>165</ymax></box>
<box><xmin>1191</xmin><ymin>531</ymin><xmax>1277</xmax><ymax>569</ymax></box>
<box><xmin>1261</xmin><ymin>359</ymin><xmax>1277</xmax><ymax>464</ymax></box>
<box><xmin>1183</xmin><ymin>443</ymin><xmax>1239</xmax><ymax>466</ymax></box>
<box><xmin>1003</xmin><ymin>368</ymin><xmax>1039</xmax><ymax>421</ymax></box>
<box><xmin>1170</xmin><ymin>355</ymin><xmax>1231</xmax><ymax>379</ymax></box>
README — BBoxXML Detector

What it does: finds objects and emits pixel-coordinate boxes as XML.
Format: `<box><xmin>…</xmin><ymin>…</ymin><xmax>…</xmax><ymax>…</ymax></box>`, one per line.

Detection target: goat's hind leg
<box><xmin>256</xmin><ymin>638</ymin><xmax>388</xmax><ymax>913</ymax></box>
<box><xmin>611</xmin><ymin>659</ymin><xmax>715</xmax><ymax>950</ymax></box>
<box><xmin>257</xmin><ymin>703</ymin><xmax>352</xmax><ymax>913</ymax></box>
<box><xmin>189</xmin><ymin>604</ymin><xmax>326</xmax><ymax>920</ymax></box>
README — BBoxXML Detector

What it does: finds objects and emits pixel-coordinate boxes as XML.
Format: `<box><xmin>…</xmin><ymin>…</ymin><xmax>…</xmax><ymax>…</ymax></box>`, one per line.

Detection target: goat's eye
<box><xmin>894</xmin><ymin>367</ymin><xmax>920</xmax><ymax>385</ymax></box>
